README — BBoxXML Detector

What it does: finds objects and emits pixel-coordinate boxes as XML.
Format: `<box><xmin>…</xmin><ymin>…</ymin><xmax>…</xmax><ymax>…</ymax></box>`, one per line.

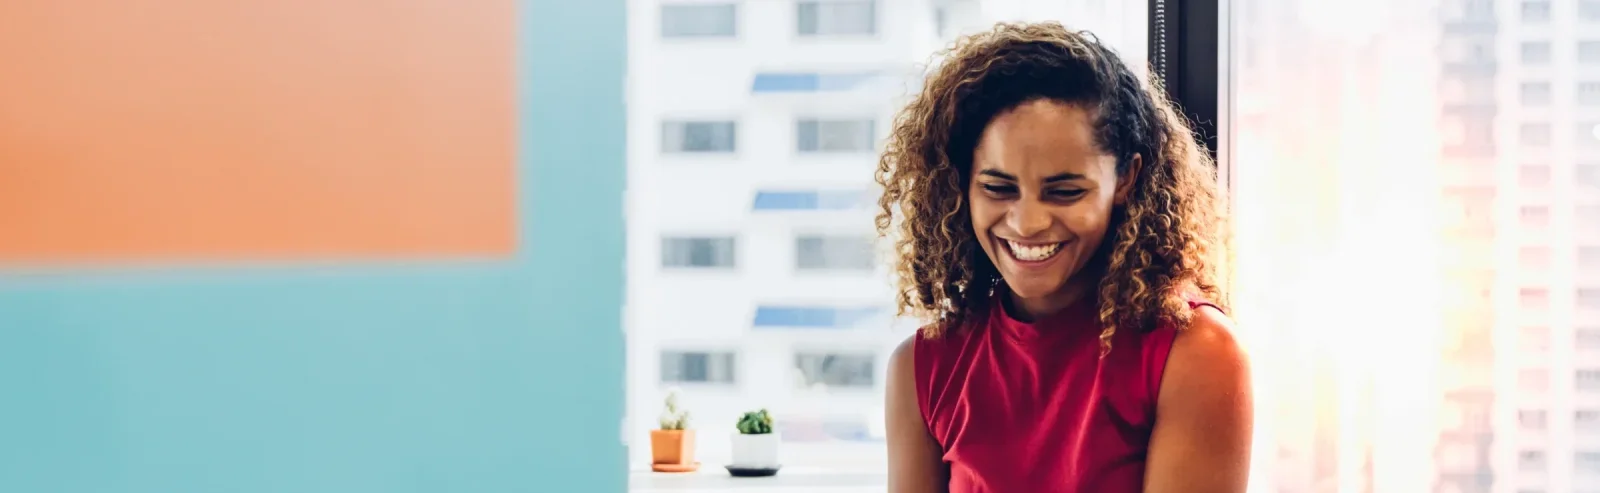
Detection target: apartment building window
<box><xmin>660</xmin><ymin>3</ymin><xmax>737</xmax><ymax>38</ymax></box>
<box><xmin>661</xmin><ymin>236</ymin><xmax>737</xmax><ymax>268</ymax></box>
<box><xmin>794</xmin><ymin>351</ymin><xmax>875</xmax><ymax>389</ymax></box>
<box><xmin>1585</xmin><ymin>41</ymin><xmax>1600</xmax><ymax>64</ymax></box>
<box><xmin>1522</xmin><ymin>288</ymin><xmax>1552</xmax><ymax>310</ymax></box>
<box><xmin>1584</xmin><ymin>83</ymin><xmax>1600</xmax><ymax>106</ymax></box>
<box><xmin>1579</xmin><ymin>327</ymin><xmax>1600</xmax><ymax>350</ymax></box>
<box><xmin>1521</xmin><ymin>123</ymin><xmax>1552</xmax><ymax>146</ymax></box>
<box><xmin>1523</xmin><ymin>326</ymin><xmax>1552</xmax><ymax>352</ymax></box>
<box><xmin>1580</xmin><ymin>452</ymin><xmax>1600</xmax><ymax>473</ymax></box>
<box><xmin>1581</xmin><ymin>288</ymin><xmax>1600</xmax><ymax>310</ymax></box>
<box><xmin>1581</xmin><ymin>206</ymin><xmax>1600</xmax><ymax>230</ymax></box>
<box><xmin>1582</xmin><ymin>164</ymin><xmax>1600</xmax><ymax>189</ymax></box>
<box><xmin>1521</xmin><ymin>164</ymin><xmax>1553</xmax><ymax>187</ymax></box>
<box><xmin>1521</xmin><ymin>449</ymin><xmax>1548</xmax><ymax>472</ymax></box>
<box><xmin>662</xmin><ymin>120</ymin><xmax>737</xmax><ymax>153</ymax></box>
<box><xmin>1523</xmin><ymin>0</ymin><xmax>1552</xmax><ymax>22</ymax></box>
<box><xmin>1523</xmin><ymin>41</ymin><xmax>1552</xmax><ymax>64</ymax></box>
<box><xmin>661</xmin><ymin>350</ymin><xmax>737</xmax><ymax>384</ymax></box>
<box><xmin>796</xmin><ymin>118</ymin><xmax>875</xmax><ymax>153</ymax></box>
<box><xmin>1586</xmin><ymin>0</ymin><xmax>1600</xmax><ymax>20</ymax></box>
<box><xmin>1582</xmin><ymin>246</ymin><xmax>1600</xmax><ymax>270</ymax></box>
<box><xmin>1522</xmin><ymin>205</ymin><xmax>1552</xmax><ymax>229</ymax></box>
<box><xmin>1522</xmin><ymin>82</ymin><xmax>1552</xmax><ymax>105</ymax></box>
<box><xmin>1521</xmin><ymin>409</ymin><xmax>1549</xmax><ymax>430</ymax></box>
<box><xmin>1521</xmin><ymin>246</ymin><xmax>1553</xmax><ymax>270</ymax></box>
<box><xmin>796</xmin><ymin>0</ymin><xmax>876</xmax><ymax>36</ymax></box>
<box><xmin>1580</xmin><ymin>410</ymin><xmax>1600</xmax><ymax>430</ymax></box>
<box><xmin>1581</xmin><ymin>369</ymin><xmax>1600</xmax><ymax>392</ymax></box>
<box><xmin>1522</xmin><ymin>369</ymin><xmax>1551</xmax><ymax>392</ymax></box>
<box><xmin>795</xmin><ymin>235</ymin><xmax>876</xmax><ymax>271</ymax></box>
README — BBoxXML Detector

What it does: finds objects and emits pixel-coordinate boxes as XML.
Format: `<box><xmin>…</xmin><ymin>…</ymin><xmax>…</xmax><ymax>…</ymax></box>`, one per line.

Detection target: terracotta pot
<box><xmin>650</xmin><ymin>429</ymin><xmax>696</xmax><ymax>465</ymax></box>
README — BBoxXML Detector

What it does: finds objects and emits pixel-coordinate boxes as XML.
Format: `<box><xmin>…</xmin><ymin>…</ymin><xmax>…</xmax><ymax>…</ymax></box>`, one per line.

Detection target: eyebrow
<box><xmin>978</xmin><ymin>169</ymin><xmax>1086</xmax><ymax>183</ymax></box>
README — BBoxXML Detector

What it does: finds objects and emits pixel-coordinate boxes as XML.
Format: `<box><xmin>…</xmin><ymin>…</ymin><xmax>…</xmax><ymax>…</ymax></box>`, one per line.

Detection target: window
<box><xmin>1582</xmin><ymin>246</ymin><xmax>1600</xmax><ymax>271</ymax></box>
<box><xmin>1522</xmin><ymin>369</ymin><xmax>1551</xmax><ymax>392</ymax></box>
<box><xmin>1521</xmin><ymin>449</ymin><xmax>1548</xmax><ymax>472</ymax></box>
<box><xmin>796</xmin><ymin>118</ymin><xmax>875</xmax><ymax>153</ymax></box>
<box><xmin>1585</xmin><ymin>41</ymin><xmax>1600</xmax><ymax>64</ymax></box>
<box><xmin>660</xmin><ymin>350</ymin><xmax>737</xmax><ymax>384</ymax></box>
<box><xmin>1521</xmin><ymin>409</ymin><xmax>1549</xmax><ymax>430</ymax></box>
<box><xmin>1581</xmin><ymin>370</ymin><xmax>1600</xmax><ymax>392</ymax></box>
<box><xmin>1523</xmin><ymin>41</ymin><xmax>1552</xmax><ymax>64</ymax></box>
<box><xmin>1580</xmin><ymin>327</ymin><xmax>1600</xmax><ymax>350</ymax></box>
<box><xmin>1522</xmin><ymin>81</ymin><xmax>1552</xmax><ymax>105</ymax></box>
<box><xmin>797</xmin><ymin>0</ymin><xmax>876</xmax><ymax>36</ymax></box>
<box><xmin>1523</xmin><ymin>0</ymin><xmax>1552</xmax><ymax>22</ymax></box>
<box><xmin>795</xmin><ymin>235</ymin><xmax>876</xmax><ymax>271</ymax></box>
<box><xmin>1522</xmin><ymin>205</ymin><xmax>1551</xmax><ymax>228</ymax></box>
<box><xmin>1583</xmin><ymin>123</ymin><xmax>1600</xmax><ymax>149</ymax></box>
<box><xmin>661</xmin><ymin>236</ymin><xmax>736</xmax><ymax>268</ymax></box>
<box><xmin>1586</xmin><ymin>0</ymin><xmax>1600</xmax><ymax>20</ymax></box>
<box><xmin>662</xmin><ymin>120</ymin><xmax>736</xmax><ymax>153</ymax></box>
<box><xmin>1522</xmin><ymin>288</ymin><xmax>1552</xmax><ymax>310</ymax></box>
<box><xmin>793</xmin><ymin>352</ymin><xmax>875</xmax><ymax>389</ymax></box>
<box><xmin>1580</xmin><ymin>409</ymin><xmax>1600</xmax><ymax>430</ymax></box>
<box><xmin>1523</xmin><ymin>325</ymin><xmax>1552</xmax><ymax>352</ymax></box>
<box><xmin>1581</xmin><ymin>288</ymin><xmax>1600</xmax><ymax>310</ymax></box>
<box><xmin>1521</xmin><ymin>246</ymin><xmax>1553</xmax><ymax>270</ymax></box>
<box><xmin>1582</xmin><ymin>164</ymin><xmax>1600</xmax><ymax>189</ymax></box>
<box><xmin>1584</xmin><ymin>83</ymin><xmax>1600</xmax><ymax>105</ymax></box>
<box><xmin>752</xmin><ymin>190</ymin><xmax>871</xmax><ymax>211</ymax></box>
<box><xmin>1521</xmin><ymin>164</ymin><xmax>1553</xmax><ymax>187</ymax></box>
<box><xmin>1521</xmin><ymin>123</ymin><xmax>1552</xmax><ymax>146</ymax></box>
<box><xmin>1581</xmin><ymin>206</ymin><xmax>1600</xmax><ymax>228</ymax></box>
<box><xmin>660</xmin><ymin>3</ymin><xmax>737</xmax><ymax>38</ymax></box>
<box><xmin>1580</xmin><ymin>452</ymin><xmax>1600</xmax><ymax>473</ymax></box>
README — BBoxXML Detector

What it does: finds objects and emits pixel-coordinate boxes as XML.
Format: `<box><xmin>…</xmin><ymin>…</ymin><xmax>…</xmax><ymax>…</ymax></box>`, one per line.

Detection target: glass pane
<box><xmin>661</xmin><ymin>4</ymin><xmax>737</xmax><ymax>38</ymax></box>
<box><xmin>1232</xmin><ymin>0</ymin><xmax>1599</xmax><ymax>490</ymax></box>
<box><xmin>628</xmin><ymin>0</ymin><xmax>1146</xmax><ymax>480</ymax></box>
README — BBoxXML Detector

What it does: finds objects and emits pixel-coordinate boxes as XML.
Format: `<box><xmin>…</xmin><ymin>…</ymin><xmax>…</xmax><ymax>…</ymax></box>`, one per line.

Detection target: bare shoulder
<box><xmin>888</xmin><ymin>330</ymin><xmax>921</xmax><ymax>382</ymax></box>
<box><xmin>1170</xmin><ymin>305</ymin><xmax>1249</xmax><ymax>376</ymax></box>
<box><xmin>1158</xmin><ymin>305</ymin><xmax>1250</xmax><ymax>411</ymax></box>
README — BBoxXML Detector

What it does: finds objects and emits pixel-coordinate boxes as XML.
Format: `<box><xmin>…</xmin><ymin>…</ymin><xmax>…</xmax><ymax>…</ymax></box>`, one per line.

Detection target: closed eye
<box><xmin>981</xmin><ymin>184</ymin><xmax>1017</xmax><ymax>195</ymax></box>
<box><xmin>1050</xmin><ymin>189</ymin><xmax>1087</xmax><ymax>199</ymax></box>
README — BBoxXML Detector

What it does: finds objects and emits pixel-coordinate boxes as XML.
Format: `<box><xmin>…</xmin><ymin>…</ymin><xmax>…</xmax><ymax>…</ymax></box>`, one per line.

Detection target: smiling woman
<box><xmin>875</xmin><ymin>22</ymin><xmax>1249</xmax><ymax>493</ymax></box>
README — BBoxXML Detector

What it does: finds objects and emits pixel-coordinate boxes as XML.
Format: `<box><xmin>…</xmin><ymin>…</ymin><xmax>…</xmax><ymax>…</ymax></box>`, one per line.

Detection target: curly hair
<box><xmin>875</xmin><ymin>22</ymin><xmax>1228</xmax><ymax>354</ymax></box>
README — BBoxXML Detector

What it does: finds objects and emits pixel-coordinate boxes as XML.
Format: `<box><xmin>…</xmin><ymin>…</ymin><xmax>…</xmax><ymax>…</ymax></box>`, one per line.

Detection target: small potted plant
<box><xmin>727</xmin><ymin>409</ymin><xmax>780</xmax><ymax>476</ymax></box>
<box><xmin>650</xmin><ymin>389</ymin><xmax>697</xmax><ymax>472</ymax></box>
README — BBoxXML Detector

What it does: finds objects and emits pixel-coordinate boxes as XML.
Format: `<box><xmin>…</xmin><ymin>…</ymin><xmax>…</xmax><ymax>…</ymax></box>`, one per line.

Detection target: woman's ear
<box><xmin>1113</xmin><ymin>153</ymin><xmax>1142</xmax><ymax>205</ymax></box>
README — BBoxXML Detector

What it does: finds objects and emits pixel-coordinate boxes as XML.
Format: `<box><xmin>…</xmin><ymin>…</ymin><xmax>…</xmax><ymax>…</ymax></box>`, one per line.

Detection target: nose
<box><xmin>1006</xmin><ymin>200</ymin><xmax>1052</xmax><ymax>238</ymax></box>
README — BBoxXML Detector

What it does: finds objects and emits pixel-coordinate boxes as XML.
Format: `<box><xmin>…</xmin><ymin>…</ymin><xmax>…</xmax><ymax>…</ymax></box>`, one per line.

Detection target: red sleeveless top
<box><xmin>914</xmin><ymin>293</ymin><xmax>1212</xmax><ymax>493</ymax></box>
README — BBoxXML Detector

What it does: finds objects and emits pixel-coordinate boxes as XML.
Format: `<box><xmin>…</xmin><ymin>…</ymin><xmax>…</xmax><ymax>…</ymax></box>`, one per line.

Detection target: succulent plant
<box><xmin>658</xmin><ymin>388</ymin><xmax>691</xmax><ymax>431</ymax></box>
<box><xmin>736</xmin><ymin>409</ymin><xmax>774</xmax><ymax>435</ymax></box>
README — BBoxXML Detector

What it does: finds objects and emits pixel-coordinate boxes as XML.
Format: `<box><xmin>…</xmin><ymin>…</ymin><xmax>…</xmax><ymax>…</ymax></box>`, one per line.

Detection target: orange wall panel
<box><xmin>0</xmin><ymin>1</ymin><xmax>516</xmax><ymax>264</ymax></box>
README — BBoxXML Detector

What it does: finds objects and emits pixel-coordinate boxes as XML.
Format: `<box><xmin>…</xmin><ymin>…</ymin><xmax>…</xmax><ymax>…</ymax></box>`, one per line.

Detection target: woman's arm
<box><xmin>886</xmin><ymin>335</ymin><xmax>949</xmax><ymax>493</ymax></box>
<box><xmin>1143</xmin><ymin>306</ymin><xmax>1254</xmax><ymax>493</ymax></box>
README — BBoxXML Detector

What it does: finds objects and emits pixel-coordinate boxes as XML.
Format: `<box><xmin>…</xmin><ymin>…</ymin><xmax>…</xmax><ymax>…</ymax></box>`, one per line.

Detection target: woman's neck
<box><xmin>1004</xmin><ymin>272</ymin><xmax>1098</xmax><ymax>322</ymax></box>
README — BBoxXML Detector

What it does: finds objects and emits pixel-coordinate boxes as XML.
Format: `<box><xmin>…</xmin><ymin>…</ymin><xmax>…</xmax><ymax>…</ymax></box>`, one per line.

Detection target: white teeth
<box><xmin>1006</xmin><ymin>240</ymin><xmax>1062</xmax><ymax>262</ymax></box>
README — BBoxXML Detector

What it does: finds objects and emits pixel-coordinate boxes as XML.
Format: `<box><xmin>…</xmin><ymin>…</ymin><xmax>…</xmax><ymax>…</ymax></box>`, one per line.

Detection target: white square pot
<box><xmin>729</xmin><ymin>433</ymin><xmax>780</xmax><ymax>468</ymax></box>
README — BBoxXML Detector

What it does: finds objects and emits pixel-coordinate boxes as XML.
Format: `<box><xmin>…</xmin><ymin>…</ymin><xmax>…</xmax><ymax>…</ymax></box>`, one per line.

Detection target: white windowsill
<box><xmin>630</xmin><ymin>466</ymin><xmax>886</xmax><ymax>492</ymax></box>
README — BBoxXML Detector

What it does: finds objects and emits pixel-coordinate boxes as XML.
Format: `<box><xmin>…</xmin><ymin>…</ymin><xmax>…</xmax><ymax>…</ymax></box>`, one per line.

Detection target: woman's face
<box><xmin>968</xmin><ymin>99</ymin><xmax>1135</xmax><ymax>303</ymax></box>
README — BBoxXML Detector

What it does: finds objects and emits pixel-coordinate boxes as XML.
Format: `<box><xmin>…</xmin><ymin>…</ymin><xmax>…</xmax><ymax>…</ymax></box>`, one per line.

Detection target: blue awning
<box><xmin>753</xmin><ymin>306</ymin><xmax>883</xmax><ymax>329</ymax></box>
<box><xmin>752</xmin><ymin>72</ymin><xmax>879</xmax><ymax>93</ymax></box>
<box><xmin>752</xmin><ymin>190</ymin><xmax>870</xmax><ymax>211</ymax></box>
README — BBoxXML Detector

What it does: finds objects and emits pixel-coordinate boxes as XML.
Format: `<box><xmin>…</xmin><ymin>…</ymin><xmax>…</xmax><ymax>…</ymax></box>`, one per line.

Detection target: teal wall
<box><xmin>0</xmin><ymin>1</ymin><xmax>628</xmax><ymax>491</ymax></box>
